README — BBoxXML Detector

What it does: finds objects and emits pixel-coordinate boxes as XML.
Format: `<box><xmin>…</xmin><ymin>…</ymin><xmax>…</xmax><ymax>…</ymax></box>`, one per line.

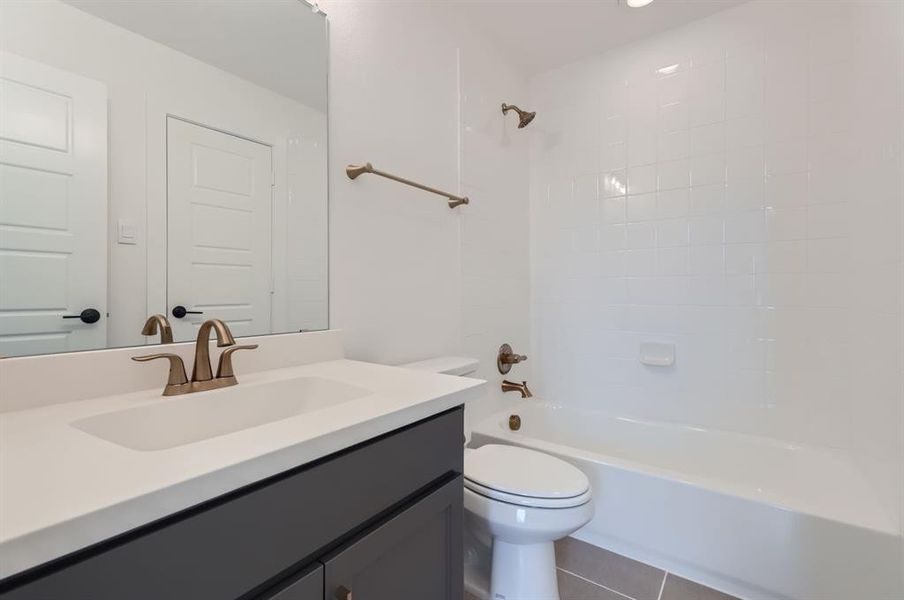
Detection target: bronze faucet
<box><xmin>132</xmin><ymin>318</ymin><xmax>257</xmax><ymax>396</ymax></box>
<box><xmin>501</xmin><ymin>380</ymin><xmax>532</xmax><ymax>398</ymax></box>
<box><xmin>191</xmin><ymin>318</ymin><xmax>236</xmax><ymax>382</ymax></box>
<box><xmin>140</xmin><ymin>314</ymin><xmax>173</xmax><ymax>344</ymax></box>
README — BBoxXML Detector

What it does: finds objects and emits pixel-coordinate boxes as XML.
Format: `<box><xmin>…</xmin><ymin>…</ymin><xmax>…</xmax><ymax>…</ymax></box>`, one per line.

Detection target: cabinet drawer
<box><xmin>0</xmin><ymin>407</ymin><xmax>463</xmax><ymax>600</ymax></box>
<box><xmin>324</xmin><ymin>476</ymin><xmax>463</xmax><ymax>600</ymax></box>
<box><xmin>262</xmin><ymin>564</ymin><xmax>322</xmax><ymax>600</ymax></box>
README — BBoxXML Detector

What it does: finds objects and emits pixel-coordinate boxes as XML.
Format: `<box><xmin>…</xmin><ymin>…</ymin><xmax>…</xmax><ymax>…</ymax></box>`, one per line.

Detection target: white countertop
<box><xmin>0</xmin><ymin>359</ymin><xmax>484</xmax><ymax>578</ymax></box>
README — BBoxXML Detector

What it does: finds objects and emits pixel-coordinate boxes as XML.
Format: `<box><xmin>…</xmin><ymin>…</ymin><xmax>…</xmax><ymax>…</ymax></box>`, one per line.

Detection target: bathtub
<box><xmin>469</xmin><ymin>403</ymin><xmax>903</xmax><ymax>600</ymax></box>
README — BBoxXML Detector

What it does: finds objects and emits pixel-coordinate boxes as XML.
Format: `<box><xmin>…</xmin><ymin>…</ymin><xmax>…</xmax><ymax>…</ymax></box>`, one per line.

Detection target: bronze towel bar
<box><xmin>346</xmin><ymin>162</ymin><xmax>469</xmax><ymax>209</ymax></box>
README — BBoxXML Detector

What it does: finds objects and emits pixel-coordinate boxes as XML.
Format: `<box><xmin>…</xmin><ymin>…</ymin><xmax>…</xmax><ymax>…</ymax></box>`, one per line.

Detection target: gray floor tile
<box><xmin>557</xmin><ymin>569</ymin><xmax>628</xmax><ymax>600</ymax></box>
<box><xmin>660</xmin><ymin>574</ymin><xmax>740</xmax><ymax>600</ymax></box>
<box><xmin>555</xmin><ymin>537</ymin><xmax>665</xmax><ymax>600</ymax></box>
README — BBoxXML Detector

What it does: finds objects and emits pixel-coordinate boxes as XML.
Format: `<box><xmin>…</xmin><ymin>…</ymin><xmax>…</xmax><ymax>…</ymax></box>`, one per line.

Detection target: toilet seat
<box><xmin>464</xmin><ymin>478</ymin><xmax>592</xmax><ymax>508</ymax></box>
<box><xmin>464</xmin><ymin>444</ymin><xmax>590</xmax><ymax>509</ymax></box>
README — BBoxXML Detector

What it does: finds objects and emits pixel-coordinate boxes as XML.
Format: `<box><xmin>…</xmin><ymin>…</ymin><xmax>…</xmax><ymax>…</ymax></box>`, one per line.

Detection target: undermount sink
<box><xmin>71</xmin><ymin>376</ymin><xmax>372</xmax><ymax>451</ymax></box>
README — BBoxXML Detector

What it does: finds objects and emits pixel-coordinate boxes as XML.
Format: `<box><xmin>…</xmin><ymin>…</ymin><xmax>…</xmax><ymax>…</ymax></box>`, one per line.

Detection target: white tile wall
<box><xmin>530</xmin><ymin>0</ymin><xmax>903</xmax><ymax>523</ymax></box>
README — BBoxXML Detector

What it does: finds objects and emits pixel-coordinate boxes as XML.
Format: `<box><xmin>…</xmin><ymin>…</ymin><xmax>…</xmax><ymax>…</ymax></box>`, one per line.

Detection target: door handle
<box><xmin>62</xmin><ymin>308</ymin><xmax>101</xmax><ymax>324</ymax></box>
<box><xmin>171</xmin><ymin>305</ymin><xmax>203</xmax><ymax>319</ymax></box>
<box><xmin>335</xmin><ymin>586</ymin><xmax>352</xmax><ymax>600</ymax></box>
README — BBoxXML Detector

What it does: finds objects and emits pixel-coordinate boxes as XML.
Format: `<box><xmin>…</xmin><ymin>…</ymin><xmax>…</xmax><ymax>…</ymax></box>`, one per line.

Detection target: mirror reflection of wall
<box><xmin>0</xmin><ymin>0</ymin><xmax>328</xmax><ymax>358</ymax></box>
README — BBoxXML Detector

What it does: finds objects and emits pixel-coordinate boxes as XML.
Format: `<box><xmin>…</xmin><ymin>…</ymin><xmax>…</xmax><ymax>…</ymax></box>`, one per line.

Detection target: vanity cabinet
<box><xmin>0</xmin><ymin>408</ymin><xmax>464</xmax><ymax>600</ymax></box>
<box><xmin>322</xmin><ymin>476</ymin><xmax>462</xmax><ymax>600</ymax></box>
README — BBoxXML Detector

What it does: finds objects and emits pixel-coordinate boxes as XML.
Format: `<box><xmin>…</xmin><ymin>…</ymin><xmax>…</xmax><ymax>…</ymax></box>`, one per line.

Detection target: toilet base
<box><xmin>490</xmin><ymin>540</ymin><xmax>559</xmax><ymax>600</ymax></box>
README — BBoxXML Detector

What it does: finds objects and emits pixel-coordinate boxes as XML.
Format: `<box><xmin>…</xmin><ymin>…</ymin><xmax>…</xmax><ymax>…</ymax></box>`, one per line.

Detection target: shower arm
<box><xmin>501</xmin><ymin>102</ymin><xmax>536</xmax><ymax>128</ymax></box>
<box><xmin>346</xmin><ymin>162</ymin><xmax>469</xmax><ymax>209</ymax></box>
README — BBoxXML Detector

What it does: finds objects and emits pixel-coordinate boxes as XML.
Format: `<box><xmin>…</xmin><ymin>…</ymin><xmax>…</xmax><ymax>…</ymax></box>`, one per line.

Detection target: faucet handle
<box><xmin>216</xmin><ymin>344</ymin><xmax>259</xmax><ymax>379</ymax></box>
<box><xmin>502</xmin><ymin>352</ymin><xmax>527</xmax><ymax>364</ymax></box>
<box><xmin>132</xmin><ymin>353</ymin><xmax>189</xmax><ymax>386</ymax></box>
<box><xmin>497</xmin><ymin>343</ymin><xmax>528</xmax><ymax>374</ymax></box>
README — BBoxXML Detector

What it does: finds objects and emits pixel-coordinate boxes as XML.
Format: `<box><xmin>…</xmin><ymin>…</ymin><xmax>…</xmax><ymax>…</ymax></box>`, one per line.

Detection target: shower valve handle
<box><xmin>497</xmin><ymin>343</ymin><xmax>528</xmax><ymax>374</ymax></box>
<box><xmin>500</xmin><ymin>352</ymin><xmax>527</xmax><ymax>365</ymax></box>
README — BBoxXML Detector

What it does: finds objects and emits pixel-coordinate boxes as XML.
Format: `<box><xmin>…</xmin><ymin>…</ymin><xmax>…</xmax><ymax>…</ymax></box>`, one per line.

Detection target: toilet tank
<box><xmin>400</xmin><ymin>357</ymin><xmax>479</xmax><ymax>377</ymax></box>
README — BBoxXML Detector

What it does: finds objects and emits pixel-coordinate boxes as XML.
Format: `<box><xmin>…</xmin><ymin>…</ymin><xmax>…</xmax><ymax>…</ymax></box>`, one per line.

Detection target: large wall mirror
<box><xmin>0</xmin><ymin>0</ymin><xmax>329</xmax><ymax>358</ymax></box>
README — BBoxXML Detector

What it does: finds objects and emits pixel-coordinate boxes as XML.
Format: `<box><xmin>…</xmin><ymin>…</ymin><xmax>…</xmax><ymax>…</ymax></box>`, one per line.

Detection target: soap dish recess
<box><xmin>639</xmin><ymin>342</ymin><xmax>675</xmax><ymax>367</ymax></box>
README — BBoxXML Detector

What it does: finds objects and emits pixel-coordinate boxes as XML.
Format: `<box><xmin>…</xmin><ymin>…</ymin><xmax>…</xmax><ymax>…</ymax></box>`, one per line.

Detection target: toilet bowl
<box><xmin>401</xmin><ymin>357</ymin><xmax>594</xmax><ymax>600</ymax></box>
<box><xmin>464</xmin><ymin>444</ymin><xmax>593</xmax><ymax>599</ymax></box>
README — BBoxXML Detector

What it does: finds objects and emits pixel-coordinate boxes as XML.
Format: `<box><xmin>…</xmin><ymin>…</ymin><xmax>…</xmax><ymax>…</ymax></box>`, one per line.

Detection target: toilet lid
<box><xmin>464</xmin><ymin>478</ymin><xmax>592</xmax><ymax>509</ymax></box>
<box><xmin>464</xmin><ymin>444</ymin><xmax>590</xmax><ymax>500</ymax></box>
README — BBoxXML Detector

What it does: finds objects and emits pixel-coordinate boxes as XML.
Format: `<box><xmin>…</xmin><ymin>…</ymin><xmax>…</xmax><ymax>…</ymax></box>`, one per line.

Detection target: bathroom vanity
<box><xmin>1</xmin><ymin>408</ymin><xmax>463</xmax><ymax>600</ymax></box>
<box><xmin>0</xmin><ymin>333</ymin><xmax>483</xmax><ymax>600</ymax></box>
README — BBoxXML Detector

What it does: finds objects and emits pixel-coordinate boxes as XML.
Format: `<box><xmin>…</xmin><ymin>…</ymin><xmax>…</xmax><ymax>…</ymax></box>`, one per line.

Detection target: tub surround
<box><xmin>528</xmin><ymin>0</ymin><xmax>903</xmax><ymax>532</ymax></box>
<box><xmin>0</xmin><ymin>331</ymin><xmax>485</xmax><ymax>579</ymax></box>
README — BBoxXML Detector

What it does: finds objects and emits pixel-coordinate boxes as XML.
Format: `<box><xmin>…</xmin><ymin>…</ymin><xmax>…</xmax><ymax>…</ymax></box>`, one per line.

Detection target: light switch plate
<box><xmin>117</xmin><ymin>219</ymin><xmax>137</xmax><ymax>245</ymax></box>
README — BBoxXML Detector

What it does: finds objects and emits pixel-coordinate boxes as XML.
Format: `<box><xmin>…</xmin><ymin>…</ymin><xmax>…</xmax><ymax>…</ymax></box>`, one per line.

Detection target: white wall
<box><xmin>529</xmin><ymin>0</ymin><xmax>903</xmax><ymax>525</ymax></box>
<box><xmin>0</xmin><ymin>0</ymin><xmax>328</xmax><ymax>347</ymax></box>
<box><xmin>322</xmin><ymin>1</ymin><xmax>531</xmax><ymax>427</ymax></box>
<box><xmin>324</xmin><ymin>0</ymin><xmax>461</xmax><ymax>364</ymax></box>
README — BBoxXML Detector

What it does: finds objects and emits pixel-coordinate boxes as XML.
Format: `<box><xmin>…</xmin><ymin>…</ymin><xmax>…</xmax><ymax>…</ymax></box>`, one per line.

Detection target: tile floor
<box><xmin>466</xmin><ymin>537</ymin><xmax>740</xmax><ymax>600</ymax></box>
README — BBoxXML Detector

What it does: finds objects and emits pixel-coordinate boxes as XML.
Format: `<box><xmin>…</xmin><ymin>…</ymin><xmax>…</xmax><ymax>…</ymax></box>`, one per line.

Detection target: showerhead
<box><xmin>502</xmin><ymin>103</ymin><xmax>536</xmax><ymax>128</ymax></box>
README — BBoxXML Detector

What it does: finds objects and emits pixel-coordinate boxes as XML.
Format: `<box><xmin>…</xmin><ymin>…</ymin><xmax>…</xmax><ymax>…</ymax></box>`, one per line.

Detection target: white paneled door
<box><xmin>0</xmin><ymin>53</ymin><xmax>108</xmax><ymax>357</ymax></box>
<box><xmin>166</xmin><ymin>117</ymin><xmax>273</xmax><ymax>342</ymax></box>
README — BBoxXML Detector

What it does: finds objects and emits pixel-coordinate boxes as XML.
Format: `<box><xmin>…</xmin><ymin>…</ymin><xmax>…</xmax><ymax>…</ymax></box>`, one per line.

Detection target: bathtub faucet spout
<box><xmin>501</xmin><ymin>380</ymin><xmax>533</xmax><ymax>398</ymax></box>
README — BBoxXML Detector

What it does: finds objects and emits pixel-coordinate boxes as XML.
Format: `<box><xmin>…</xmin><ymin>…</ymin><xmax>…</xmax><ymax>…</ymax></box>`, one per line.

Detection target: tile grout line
<box><xmin>656</xmin><ymin>571</ymin><xmax>669</xmax><ymax>600</ymax></box>
<box><xmin>556</xmin><ymin>567</ymin><xmax>637</xmax><ymax>600</ymax></box>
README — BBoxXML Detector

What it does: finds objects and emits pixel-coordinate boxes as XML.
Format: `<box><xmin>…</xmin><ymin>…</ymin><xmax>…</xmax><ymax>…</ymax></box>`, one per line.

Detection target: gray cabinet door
<box><xmin>323</xmin><ymin>476</ymin><xmax>463</xmax><ymax>600</ymax></box>
<box><xmin>263</xmin><ymin>564</ymin><xmax>322</xmax><ymax>600</ymax></box>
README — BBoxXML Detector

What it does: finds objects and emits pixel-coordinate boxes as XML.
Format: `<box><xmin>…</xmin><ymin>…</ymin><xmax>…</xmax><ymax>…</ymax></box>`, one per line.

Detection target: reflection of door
<box><xmin>166</xmin><ymin>117</ymin><xmax>272</xmax><ymax>342</ymax></box>
<box><xmin>0</xmin><ymin>53</ymin><xmax>107</xmax><ymax>357</ymax></box>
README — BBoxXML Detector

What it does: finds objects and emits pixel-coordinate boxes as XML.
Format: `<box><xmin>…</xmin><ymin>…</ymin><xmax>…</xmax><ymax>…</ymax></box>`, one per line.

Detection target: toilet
<box><xmin>401</xmin><ymin>357</ymin><xmax>594</xmax><ymax>600</ymax></box>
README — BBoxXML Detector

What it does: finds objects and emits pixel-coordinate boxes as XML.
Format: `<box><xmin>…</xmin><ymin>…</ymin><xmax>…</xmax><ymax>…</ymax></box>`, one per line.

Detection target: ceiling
<box><xmin>455</xmin><ymin>0</ymin><xmax>747</xmax><ymax>75</ymax></box>
<box><xmin>63</xmin><ymin>0</ymin><xmax>328</xmax><ymax>112</ymax></box>
<box><xmin>62</xmin><ymin>0</ymin><xmax>744</xmax><ymax>105</ymax></box>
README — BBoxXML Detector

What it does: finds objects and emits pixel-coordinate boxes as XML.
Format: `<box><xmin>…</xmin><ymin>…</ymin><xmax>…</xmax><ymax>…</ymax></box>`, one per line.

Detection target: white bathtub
<box><xmin>470</xmin><ymin>403</ymin><xmax>903</xmax><ymax>600</ymax></box>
